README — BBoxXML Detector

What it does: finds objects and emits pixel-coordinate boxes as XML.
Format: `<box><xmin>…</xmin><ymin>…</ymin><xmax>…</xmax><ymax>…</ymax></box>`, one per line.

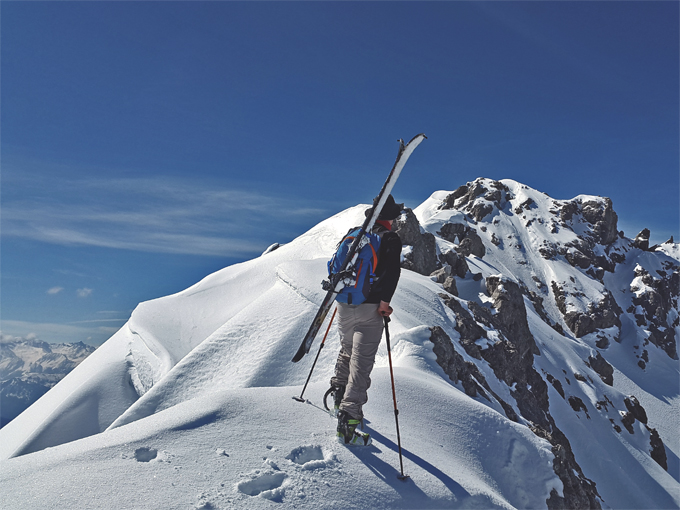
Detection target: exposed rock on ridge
<box><xmin>410</xmin><ymin>177</ymin><xmax>676</xmax><ymax>505</ymax></box>
<box><xmin>393</xmin><ymin>207</ymin><xmax>440</xmax><ymax>276</ymax></box>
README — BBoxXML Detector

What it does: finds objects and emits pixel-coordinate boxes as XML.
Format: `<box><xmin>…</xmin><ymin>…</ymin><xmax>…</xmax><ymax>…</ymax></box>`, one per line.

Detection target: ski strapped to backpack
<box><xmin>291</xmin><ymin>133</ymin><xmax>427</xmax><ymax>363</ymax></box>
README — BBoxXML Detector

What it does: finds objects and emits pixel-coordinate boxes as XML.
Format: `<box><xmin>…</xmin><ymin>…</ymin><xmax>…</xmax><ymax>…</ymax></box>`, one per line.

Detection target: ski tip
<box><xmin>291</xmin><ymin>346</ymin><xmax>306</xmax><ymax>363</ymax></box>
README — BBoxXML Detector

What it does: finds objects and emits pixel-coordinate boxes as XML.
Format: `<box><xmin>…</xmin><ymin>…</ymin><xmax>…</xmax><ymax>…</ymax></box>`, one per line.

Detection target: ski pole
<box><xmin>384</xmin><ymin>316</ymin><xmax>409</xmax><ymax>481</ymax></box>
<box><xmin>293</xmin><ymin>306</ymin><xmax>338</xmax><ymax>403</ymax></box>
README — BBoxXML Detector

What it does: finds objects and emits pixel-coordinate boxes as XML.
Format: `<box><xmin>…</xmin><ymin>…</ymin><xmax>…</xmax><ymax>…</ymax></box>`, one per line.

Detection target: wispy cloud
<box><xmin>68</xmin><ymin>318</ymin><xmax>128</xmax><ymax>324</ymax></box>
<box><xmin>2</xmin><ymin>170</ymin><xmax>329</xmax><ymax>257</ymax></box>
<box><xmin>76</xmin><ymin>288</ymin><xmax>93</xmax><ymax>298</ymax></box>
<box><xmin>47</xmin><ymin>287</ymin><xmax>64</xmax><ymax>295</ymax></box>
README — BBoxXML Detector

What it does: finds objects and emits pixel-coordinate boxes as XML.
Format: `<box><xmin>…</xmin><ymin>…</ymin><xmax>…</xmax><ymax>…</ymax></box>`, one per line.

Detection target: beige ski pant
<box><xmin>330</xmin><ymin>302</ymin><xmax>384</xmax><ymax>420</ymax></box>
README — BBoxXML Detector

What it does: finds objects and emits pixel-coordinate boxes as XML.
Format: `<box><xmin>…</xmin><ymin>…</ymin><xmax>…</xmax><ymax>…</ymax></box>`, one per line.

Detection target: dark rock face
<box><xmin>438</xmin><ymin>290</ymin><xmax>602</xmax><ymax>509</ymax></box>
<box><xmin>457</xmin><ymin>229</ymin><xmax>486</xmax><ymax>258</ymax></box>
<box><xmin>568</xmin><ymin>396</ymin><xmax>590</xmax><ymax>417</ymax></box>
<box><xmin>418</xmin><ymin>178</ymin><xmax>674</xmax><ymax>502</ymax></box>
<box><xmin>633</xmin><ymin>229</ymin><xmax>651</xmax><ymax>251</ymax></box>
<box><xmin>440</xmin><ymin>183</ymin><xmax>477</xmax><ymax>209</ymax></box>
<box><xmin>393</xmin><ymin>208</ymin><xmax>440</xmax><ymax>276</ymax></box>
<box><xmin>437</xmin><ymin>224</ymin><xmax>486</xmax><ymax>258</ymax></box>
<box><xmin>629</xmin><ymin>264</ymin><xmax>679</xmax><ymax>359</ymax></box>
<box><xmin>552</xmin><ymin>283</ymin><xmax>622</xmax><ymax>338</ymax></box>
<box><xmin>613</xmin><ymin>396</ymin><xmax>667</xmax><ymax>470</ymax></box>
<box><xmin>581</xmin><ymin>198</ymin><xmax>619</xmax><ymax>245</ymax></box>
<box><xmin>440</xmin><ymin>180</ymin><xmax>513</xmax><ymax>222</ymax></box>
<box><xmin>558</xmin><ymin>198</ymin><xmax>619</xmax><ymax>248</ymax></box>
<box><xmin>546</xmin><ymin>373</ymin><xmax>566</xmax><ymax>399</ymax></box>
<box><xmin>539</xmin><ymin>426</ymin><xmax>602</xmax><ymax>510</ymax></box>
<box><xmin>649</xmin><ymin>427</ymin><xmax>668</xmax><ymax>470</ymax></box>
<box><xmin>429</xmin><ymin>326</ymin><xmax>489</xmax><ymax>400</ymax></box>
<box><xmin>485</xmin><ymin>277</ymin><xmax>540</xmax><ymax>359</ymax></box>
<box><xmin>440</xmin><ymin>249</ymin><xmax>469</xmax><ymax>278</ymax></box>
<box><xmin>438</xmin><ymin>223</ymin><xmax>466</xmax><ymax>244</ymax></box>
<box><xmin>620</xmin><ymin>411</ymin><xmax>636</xmax><ymax>434</ymax></box>
<box><xmin>623</xmin><ymin>396</ymin><xmax>648</xmax><ymax>424</ymax></box>
<box><xmin>442</xmin><ymin>297</ymin><xmax>485</xmax><ymax>360</ymax></box>
<box><xmin>541</xmin><ymin>197</ymin><xmax>624</xmax><ymax>281</ymax></box>
<box><xmin>586</xmin><ymin>353</ymin><xmax>614</xmax><ymax>386</ymax></box>
<box><xmin>442</xmin><ymin>276</ymin><xmax>458</xmax><ymax>296</ymax></box>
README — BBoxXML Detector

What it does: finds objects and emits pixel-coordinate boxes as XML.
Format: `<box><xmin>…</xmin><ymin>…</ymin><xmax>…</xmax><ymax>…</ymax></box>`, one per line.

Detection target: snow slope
<box><xmin>1</xmin><ymin>180</ymin><xmax>678</xmax><ymax>509</ymax></box>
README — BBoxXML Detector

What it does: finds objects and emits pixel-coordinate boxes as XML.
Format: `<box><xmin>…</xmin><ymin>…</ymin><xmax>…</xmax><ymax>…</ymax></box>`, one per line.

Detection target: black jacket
<box><xmin>365</xmin><ymin>225</ymin><xmax>402</xmax><ymax>304</ymax></box>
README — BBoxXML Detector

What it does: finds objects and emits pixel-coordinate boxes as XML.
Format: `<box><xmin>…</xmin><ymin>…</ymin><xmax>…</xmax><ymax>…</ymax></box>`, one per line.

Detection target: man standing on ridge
<box><xmin>330</xmin><ymin>194</ymin><xmax>403</xmax><ymax>446</ymax></box>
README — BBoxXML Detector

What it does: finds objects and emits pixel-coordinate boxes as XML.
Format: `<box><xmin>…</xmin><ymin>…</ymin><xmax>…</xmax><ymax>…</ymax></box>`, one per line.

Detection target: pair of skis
<box><xmin>290</xmin><ymin>133</ymin><xmax>427</xmax><ymax>364</ymax></box>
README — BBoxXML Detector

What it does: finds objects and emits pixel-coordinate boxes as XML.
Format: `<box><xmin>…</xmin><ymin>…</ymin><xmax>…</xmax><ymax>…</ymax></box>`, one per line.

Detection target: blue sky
<box><xmin>2</xmin><ymin>1</ymin><xmax>678</xmax><ymax>345</ymax></box>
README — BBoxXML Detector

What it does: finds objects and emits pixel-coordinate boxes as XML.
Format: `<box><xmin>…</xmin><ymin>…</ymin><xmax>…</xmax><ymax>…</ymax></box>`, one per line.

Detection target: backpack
<box><xmin>327</xmin><ymin>227</ymin><xmax>383</xmax><ymax>305</ymax></box>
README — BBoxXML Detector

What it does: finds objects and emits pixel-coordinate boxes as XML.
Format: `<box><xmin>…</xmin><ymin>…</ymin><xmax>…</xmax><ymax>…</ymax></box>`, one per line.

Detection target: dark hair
<box><xmin>365</xmin><ymin>194</ymin><xmax>401</xmax><ymax>221</ymax></box>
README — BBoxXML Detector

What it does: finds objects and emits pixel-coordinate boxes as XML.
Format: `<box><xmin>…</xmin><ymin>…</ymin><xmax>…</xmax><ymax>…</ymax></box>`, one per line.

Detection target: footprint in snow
<box><xmin>236</xmin><ymin>471</ymin><xmax>287</xmax><ymax>502</ymax></box>
<box><xmin>286</xmin><ymin>445</ymin><xmax>335</xmax><ymax>471</ymax></box>
<box><xmin>134</xmin><ymin>447</ymin><xmax>158</xmax><ymax>462</ymax></box>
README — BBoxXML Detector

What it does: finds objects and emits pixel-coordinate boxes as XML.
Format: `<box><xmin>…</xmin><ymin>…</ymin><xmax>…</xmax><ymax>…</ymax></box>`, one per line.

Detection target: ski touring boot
<box><xmin>324</xmin><ymin>384</ymin><xmax>345</xmax><ymax>418</ymax></box>
<box><xmin>336</xmin><ymin>410</ymin><xmax>372</xmax><ymax>446</ymax></box>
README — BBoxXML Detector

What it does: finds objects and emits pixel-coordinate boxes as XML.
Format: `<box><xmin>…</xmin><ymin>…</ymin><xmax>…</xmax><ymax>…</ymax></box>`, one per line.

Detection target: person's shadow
<box><xmin>345</xmin><ymin>423</ymin><xmax>474</xmax><ymax>508</ymax></box>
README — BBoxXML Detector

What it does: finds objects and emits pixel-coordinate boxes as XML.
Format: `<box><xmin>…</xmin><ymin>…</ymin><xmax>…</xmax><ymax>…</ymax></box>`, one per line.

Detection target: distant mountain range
<box><xmin>0</xmin><ymin>337</ymin><xmax>95</xmax><ymax>427</ymax></box>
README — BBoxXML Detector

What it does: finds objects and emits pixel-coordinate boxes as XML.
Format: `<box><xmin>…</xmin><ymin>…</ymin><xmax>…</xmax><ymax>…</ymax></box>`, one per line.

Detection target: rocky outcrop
<box><xmin>586</xmin><ymin>352</ymin><xmax>614</xmax><ymax>386</ymax></box>
<box><xmin>616</xmin><ymin>396</ymin><xmax>667</xmax><ymax>470</ymax></box>
<box><xmin>623</xmin><ymin>396</ymin><xmax>647</xmax><ymax>424</ymax></box>
<box><xmin>538</xmin><ymin>426</ymin><xmax>603</xmax><ymax>510</ymax></box>
<box><xmin>439</xmin><ymin>248</ymin><xmax>470</xmax><ymax>278</ymax></box>
<box><xmin>485</xmin><ymin>277</ymin><xmax>540</xmax><ymax>359</ymax></box>
<box><xmin>437</xmin><ymin>288</ymin><xmax>603</xmax><ymax>509</ymax></box>
<box><xmin>581</xmin><ymin>198</ymin><xmax>619</xmax><ymax>245</ymax></box>
<box><xmin>422</xmin><ymin>178</ymin><xmax>674</xmax><ymax>501</ymax></box>
<box><xmin>633</xmin><ymin>229</ymin><xmax>651</xmax><ymax>251</ymax></box>
<box><xmin>551</xmin><ymin>282</ymin><xmax>622</xmax><ymax>338</ymax></box>
<box><xmin>429</xmin><ymin>326</ymin><xmax>490</xmax><ymax>400</ymax></box>
<box><xmin>441</xmin><ymin>180</ymin><xmax>513</xmax><ymax>222</ymax></box>
<box><xmin>437</xmin><ymin>224</ymin><xmax>486</xmax><ymax>258</ymax></box>
<box><xmin>539</xmin><ymin>197</ymin><xmax>623</xmax><ymax>280</ymax></box>
<box><xmin>393</xmin><ymin>208</ymin><xmax>440</xmax><ymax>276</ymax></box>
<box><xmin>649</xmin><ymin>427</ymin><xmax>668</xmax><ymax>470</ymax></box>
<box><xmin>628</xmin><ymin>263</ymin><xmax>679</xmax><ymax>359</ymax></box>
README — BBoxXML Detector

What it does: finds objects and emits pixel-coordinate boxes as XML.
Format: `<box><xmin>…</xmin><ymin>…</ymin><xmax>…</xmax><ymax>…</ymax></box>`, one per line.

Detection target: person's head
<box><xmin>366</xmin><ymin>194</ymin><xmax>401</xmax><ymax>222</ymax></box>
<box><xmin>378</xmin><ymin>194</ymin><xmax>401</xmax><ymax>222</ymax></box>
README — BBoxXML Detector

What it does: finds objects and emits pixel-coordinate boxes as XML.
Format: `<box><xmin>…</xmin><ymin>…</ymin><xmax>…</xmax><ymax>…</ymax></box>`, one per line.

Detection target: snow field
<box><xmin>0</xmin><ymin>375</ymin><xmax>560</xmax><ymax>510</ymax></box>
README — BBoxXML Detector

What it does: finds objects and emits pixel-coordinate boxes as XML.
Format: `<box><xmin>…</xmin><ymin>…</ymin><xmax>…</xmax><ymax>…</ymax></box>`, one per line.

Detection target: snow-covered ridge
<box><xmin>0</xmin><ymin>179</ymin><xmax>677</xmax><ymax>510</ymax></box>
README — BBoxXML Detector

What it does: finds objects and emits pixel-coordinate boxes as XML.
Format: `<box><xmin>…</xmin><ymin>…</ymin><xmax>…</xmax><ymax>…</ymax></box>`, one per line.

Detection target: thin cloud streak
<box><xmin>2</xmin><ymin>174</ymin><xmax>328</xmax><ymax>257</ymax></box>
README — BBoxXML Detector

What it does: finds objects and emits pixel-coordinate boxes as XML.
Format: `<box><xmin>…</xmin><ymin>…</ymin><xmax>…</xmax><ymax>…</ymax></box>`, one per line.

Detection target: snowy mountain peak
<box><xmin>413</xmin><ymin>178</ymin><xmax>678</xmax><ymax>356</ymax></box>
<box><xmin>0</xmin><ymin>179</ymin><xmax>677</xmax><ymax>510</ymax></box>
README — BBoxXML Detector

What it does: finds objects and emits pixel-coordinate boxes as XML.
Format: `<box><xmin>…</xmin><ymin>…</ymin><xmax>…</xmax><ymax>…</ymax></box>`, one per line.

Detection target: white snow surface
<box><xmin>1</xmin><ymin>182</ymin><xmax>678</xmax><ymax>510</ymax></box>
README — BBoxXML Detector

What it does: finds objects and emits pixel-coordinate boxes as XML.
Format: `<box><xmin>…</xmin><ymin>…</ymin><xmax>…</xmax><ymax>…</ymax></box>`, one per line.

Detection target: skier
<box><xmin>330</xmin><ymin>194</ymin><xmax>403</xmax><ymax>446</ymax></box>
